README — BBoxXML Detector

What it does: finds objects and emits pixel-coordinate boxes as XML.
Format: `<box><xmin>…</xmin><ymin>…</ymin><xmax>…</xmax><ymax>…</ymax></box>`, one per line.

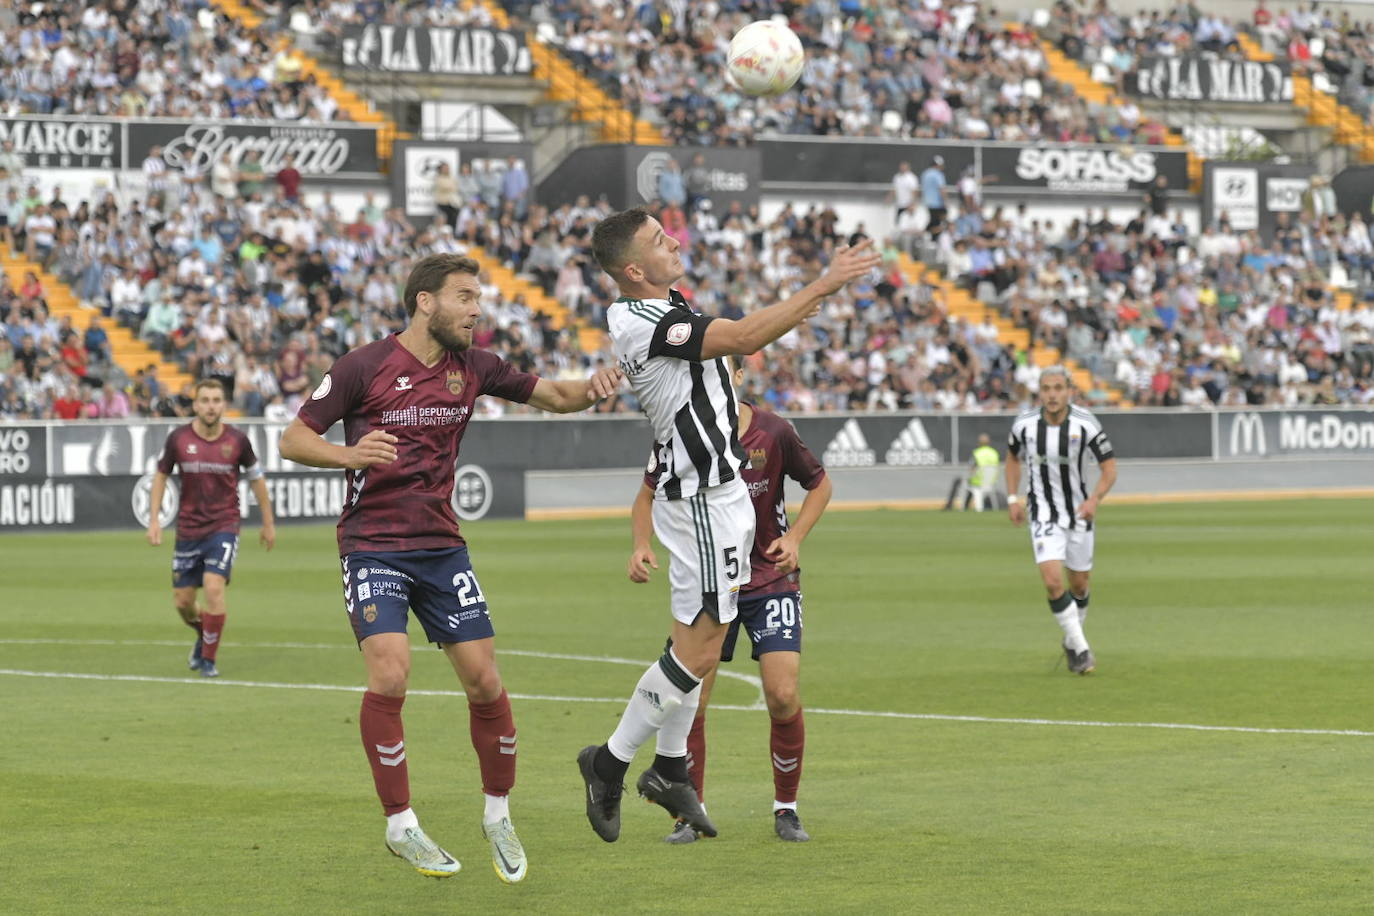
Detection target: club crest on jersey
<box><xmin>748</xmin><ymin>448</ymin><xmax>767</xmax><ymax>469</ymax></box>
<box><xmin>446</xmin><ymin>369</ymin><xmax>465</xmax><ymax>397</ymax></box>
<box><xmin>395</xmin><ymin>376</ymin><xmax>413</xmax><ymax>391</ymax></box>
<box><xmin>187</xmin><ymin>443</ymin><xmax>198</xmax><ymax>455</ymax></box>
<box><xmin>220</xmin><ymin>443</ymin><xmax>233</xmax><ymax>457</ymax></box>
<box><xmin>362</xmin><ymin>603</ymin><xmax>377</xmax><ymax>623</ymax></box>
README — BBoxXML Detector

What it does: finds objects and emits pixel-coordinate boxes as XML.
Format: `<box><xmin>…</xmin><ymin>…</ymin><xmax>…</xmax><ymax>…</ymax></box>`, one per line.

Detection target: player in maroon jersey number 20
<box><xmin>279</xmin><ymin>254</ymin><xmax>621</xmax><ymax>884</ymax></box>
<box><xmin>629</xmin><ymin>366</ymin><xmax>832</xmax><ymax>844</ymax></box>
<box><xmin>147</xmin><ymin>378</ymin><xmax>277</xmax><ymax>679</ymax></box>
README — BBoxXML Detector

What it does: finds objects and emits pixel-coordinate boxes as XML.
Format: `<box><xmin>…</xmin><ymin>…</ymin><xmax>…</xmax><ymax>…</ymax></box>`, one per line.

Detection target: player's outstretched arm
<box><xmin>249</xmin><ymin>476</ymin><xmax>276</xmax><ymax>551</ymax></box>
<box><xmin>1005</xmin><ymin>452</ymin><xmax>1025</xmax><ymax>525</ymax></box>
<box><xmin>766</xmin><ymin>474</ymin><xmax>833</xmax><ymax>574</ymax></box>
<box><xmin>525</xmin><ymin>366</ymin><xmax>624</xmax><ymax>413</ymax></box>
<box><xmin>146</xmin><ymin>471</ymin><xmax>169</xmax><ymax>546</ymax></box>
<box><xmin>699</xmin><ymin>240</ymin><xmax>882</xmax><ymax>359</ymax></box>
<box><xmin>627</xmin><ymin>483</ymin><xmax>659</xmax><ymax>583</ymax></box>
<box><xmin>279</xmin><ymin>419</ymin><xmax>397</xmax><ymax>470</ymax></box>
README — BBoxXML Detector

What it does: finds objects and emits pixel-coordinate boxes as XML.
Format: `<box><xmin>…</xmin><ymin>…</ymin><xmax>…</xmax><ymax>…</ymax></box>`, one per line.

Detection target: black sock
<box><xmin>653</xmin><ymin>753</ymin><xmax>688</xmax><ymax>782</ymax></box>
<box><xmin>593</xmin><ymin>744</ymin><xmax>629</xmax><ymax>785</ymax></box>
<box><xmin>1049</xmin><ymin>592</ymin><xmax>1074</xmax><ymax>614</ymax></box>
<box><xmin>1071</xmin><ymin>591</ymin><xmax>1090</xmax><ymax>608</ymax></box>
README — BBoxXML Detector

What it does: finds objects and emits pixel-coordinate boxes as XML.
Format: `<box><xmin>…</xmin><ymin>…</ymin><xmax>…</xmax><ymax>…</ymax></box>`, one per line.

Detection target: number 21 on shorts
<box><xmin>453</xmin><ymin>570</ymin><xmax>486</xmax><ymax>607</ymax></box>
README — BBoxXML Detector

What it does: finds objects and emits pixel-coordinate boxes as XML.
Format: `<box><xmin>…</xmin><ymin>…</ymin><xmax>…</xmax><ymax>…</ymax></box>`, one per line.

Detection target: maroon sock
<box><xmin>770</xmin><ymin>709</ymin><xmax>805</xmax><ymax>804</ymax></box>
<box><xmin>685</xmin><ymin>713</ymin><xmax>707</xmax><ymax>802</ymax></box>
<box><xmin>469</xmin><ymin>690</ymin><xmax>516</xmax><ymax>796</ymax></box>
<box><xmin>360</xmin><ymin>691</ymin><xmax>410</xmax><ymax>815</ymax></box>
<box><xmin>199</xmin><ymin>613</ymin><xmax>225</xmax><ymax>661</ymax></box>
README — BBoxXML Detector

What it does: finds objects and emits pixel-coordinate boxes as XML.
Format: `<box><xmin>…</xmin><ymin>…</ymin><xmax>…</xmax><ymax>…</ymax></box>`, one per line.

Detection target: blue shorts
<box><xmin>341</xmin><ymin>547</ymin><xmax>495</xmax><ymax>646</ymax></box>
<box><xmin>172</xmin><ymin>533</ymin><xmax>239</xmax><ymax>588</ymax></box>
<box><xmin>719</xmin><ymin>590</ymin><xmax>803</xmax><ymax>663</ymax></box>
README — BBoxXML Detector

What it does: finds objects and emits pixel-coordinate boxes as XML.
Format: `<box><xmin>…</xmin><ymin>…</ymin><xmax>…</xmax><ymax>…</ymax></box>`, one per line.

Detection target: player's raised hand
<box><xmin>813</xmin><ymin>238</ymin><xmax>882</xmax><ymax>297</ymax></box>
<box><xmin>146</xmin><ymin>522</ymin><xmax>162</xmax><ymax>547</ymax></box>
<box><xmin>766</xmin><ymin>533</ymin><xmax>801</xmax><ymax>574</ymax></box>
<box><xmin>586</xmin><ymin>365</ymin><xmax>624</xmax><ymax>401</ymax></box>
<box><xmin>627</xmin><ymin>545</ymin><xmax>659</xmax><ymax>583</ymax></box>
<box><xmin>346</xmin><ymin>429</ymin><xmax>398</xmax><ymax>469</ymax></box>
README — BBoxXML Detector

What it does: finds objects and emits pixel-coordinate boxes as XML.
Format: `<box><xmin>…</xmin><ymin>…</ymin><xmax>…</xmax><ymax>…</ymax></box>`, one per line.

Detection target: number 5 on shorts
<box><xmin>723</xmin><ymin>546</ymin><xmax>739</xmax><ymax>580</ymax></box>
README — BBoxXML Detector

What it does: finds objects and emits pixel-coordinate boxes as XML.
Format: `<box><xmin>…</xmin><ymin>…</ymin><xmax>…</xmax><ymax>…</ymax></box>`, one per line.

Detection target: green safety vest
<box><xmin>969</xmin><ymin>445</ymin><xmax>1000</xmax><ymax>487</ymax></box>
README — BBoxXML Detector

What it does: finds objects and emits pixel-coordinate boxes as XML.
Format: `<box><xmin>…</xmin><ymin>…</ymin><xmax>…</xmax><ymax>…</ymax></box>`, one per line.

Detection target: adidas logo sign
<box><xmin>822</xmin><ymin>419</ymin><xmax>875</xmax><ymax>467</ymax></box>
<box><xmin>885</xmin><ymin>419</ymin><xmax>943</xmax><ymax>466</ymax></box>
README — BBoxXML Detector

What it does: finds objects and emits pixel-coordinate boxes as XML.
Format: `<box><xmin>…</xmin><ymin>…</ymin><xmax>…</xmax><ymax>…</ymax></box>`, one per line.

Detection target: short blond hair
<box><xmin>1039</xmin><ymin>365</ymin><xmax>1070</xmax><ymax>384</ymax></box>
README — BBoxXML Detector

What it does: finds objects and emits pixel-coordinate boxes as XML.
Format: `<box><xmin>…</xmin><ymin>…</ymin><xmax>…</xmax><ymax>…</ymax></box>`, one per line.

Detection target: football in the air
<box><xmin>726</xmin><ymin>19</ymin><xmax>804</xmax><ymax>97</ymax></box>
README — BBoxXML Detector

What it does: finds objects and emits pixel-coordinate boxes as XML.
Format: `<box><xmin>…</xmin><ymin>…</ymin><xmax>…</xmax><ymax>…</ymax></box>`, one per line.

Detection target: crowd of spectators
<box><xmin>0</xmin><ymin>144</ymin><xmax>607</xmax><ymax>420</ymax></box>
<box><xmin>2</xmin><ymin>135</ymin><xmax>1047</xmax><ymax>420</ymax></box>
<box><xmin>1050</xmin><ymin>0</ymin><xmax>1244</xmax><ymax>94</ymax></box>
<box><xmin>0</xmin><ymin>0</ymin><xmax>344</xmax><ymax>121</ymax></box>
<box><xmin>1051</xmin><ymin>0</ymin><xmax>1374</xmax><ymax>132</ymax></box>
<box><xmin>1250</xmin><ymin>0</ymin><xmax>1374</xmax><ymax>125</ymax></box>
<box><xmin>281</xmin><ymin>0</ymin><xmax>1175</xmax><ymax>147</ymax></box>
<box><xmin>520</xmin><ymin>0</ymin><xmax>1176</xmax><ymax>147</ymax></box>
<box><xmin>926</xmin><ymin>171</ymin><xmax>1374</xmax><ymax>407</ymax></box>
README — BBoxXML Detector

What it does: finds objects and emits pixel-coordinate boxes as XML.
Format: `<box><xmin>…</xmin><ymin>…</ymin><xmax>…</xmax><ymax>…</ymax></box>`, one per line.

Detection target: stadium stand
<box><xmin>0</xmin><ymin>0</ymin><xmax>350</xmax><ymax>121</ymax></box>
<box><xmin>513</xmin><ymin>0</ymin><xmax>1179</xmax><ymax>147</ymax></box>
<box><xmin>4</xmin><ymin>0</ymin><xmax>1374</xmax><ymax>420</ymax></box>
<box><xmin>928</xmin><ymin>191</ymin><xmax>1374</xmax><ymax>407</ymax></box>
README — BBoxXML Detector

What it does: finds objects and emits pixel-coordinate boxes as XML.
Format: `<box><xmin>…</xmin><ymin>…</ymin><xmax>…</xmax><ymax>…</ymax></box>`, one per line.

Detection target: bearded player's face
<box><xmin>193</xmin><ymin>386</ymin><xmax>225</xmax><ymax>427</ymax></box>
<box><xmin>427</xmin><ymin>271</ymin><xmax>482</xmax><ymax>352</ymax></box>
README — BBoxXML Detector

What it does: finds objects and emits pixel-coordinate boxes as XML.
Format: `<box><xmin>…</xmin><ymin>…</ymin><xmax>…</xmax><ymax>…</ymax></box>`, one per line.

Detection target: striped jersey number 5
<box><xmin>723</xmin><ymin>546</ymin><xmax>739</xmax><ymax>580</ymax></box>
<box><xmin>454</xmin><ymin>571</ymin><xmax>485</xmax><ymax>607</ymax></box>
<box><xmin>764</xmin><ymin>596</ymin><xmax>797</xmax><ymax>629</ymax></box>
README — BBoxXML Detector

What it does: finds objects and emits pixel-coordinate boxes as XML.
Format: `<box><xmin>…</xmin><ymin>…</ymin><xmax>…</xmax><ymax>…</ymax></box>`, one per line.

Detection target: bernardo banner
<box><xmin>0</xmin><ymin>116</ymin><xmax>384</xmax><ymax>176</ymax></box>
<box><xmin>1131</xmin><ymin>56</ymin><xmax>1293</xmax><ymax>104</ymax></box>
<box><xmin>340</xmin><ymin>25</ymin><xmax>532</xmax><ymax>75</ymax></box>
<box><xmin>127</xmin><ymin>120</ymin><xmax>381</xmax><ymax>178</ymax></box>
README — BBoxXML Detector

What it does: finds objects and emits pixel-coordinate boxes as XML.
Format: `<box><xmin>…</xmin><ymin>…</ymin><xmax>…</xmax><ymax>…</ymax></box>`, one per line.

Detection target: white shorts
<box><xmin>1029</xmin><ymin>520</ymin><xmax>1095</xmax><ymax>571</ymax></box>
<box><xmin>652</xmin><ymin>479</ymin><xmax>755</xmax><ymax>626</ymax></box>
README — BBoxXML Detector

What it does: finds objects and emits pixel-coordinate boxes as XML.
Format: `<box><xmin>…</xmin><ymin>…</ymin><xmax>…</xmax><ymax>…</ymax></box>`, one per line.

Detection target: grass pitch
<box><xmin>0</xmin><ymin>500</ymin><xmax>1369</xmax><ymax>914</ymax></box>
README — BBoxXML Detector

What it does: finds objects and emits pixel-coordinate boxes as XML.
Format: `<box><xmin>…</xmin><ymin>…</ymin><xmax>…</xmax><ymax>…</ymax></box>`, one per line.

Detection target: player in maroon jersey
<box><xmin>629</xmin><ymin>366</ymin><xmax>832</xmax><ymax>843</ymax></box>
<box><xmin>147</xmin><ymin>378</ymin><xmax>277</xmax><ymax>678</ymax></box>
<box><xmin>278</xmin><ymin>253</ymin><xmax>620</xmax><ymax>883</ymax></box>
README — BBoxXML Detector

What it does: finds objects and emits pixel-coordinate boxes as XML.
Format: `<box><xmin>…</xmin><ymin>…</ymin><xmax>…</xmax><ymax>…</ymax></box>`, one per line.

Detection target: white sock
<box><xmin>654</xmin><ymin>682</ymin><xmax>702</xmax><ymax>758</ymax></box>
<box><xmin>774</xmin><ymin>800</ymin><xmax>798</xmax><ymax>813</ymax></box>
<box><xmin>1055</xmin><ymin>606</ymin><xmax>1089</xmax><ymax>653</ymax></box>
<box><xmin>607</xmin><ymin>648</ymin><xmax>701</xmax><ymax>763</ymax></box>
<box><xmin>385</xmin><ymin>807</ymin><xmax>418</xmax><ymax>841</ymax></box>
<box><xmin>483</xmin><ymin>793</ymin><xmax>509</xmax><ymax>825</ymax></box>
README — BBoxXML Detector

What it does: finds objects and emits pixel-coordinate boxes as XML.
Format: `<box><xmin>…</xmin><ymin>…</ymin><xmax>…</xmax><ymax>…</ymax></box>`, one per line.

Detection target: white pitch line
<box><xmin>0</xmin><ymin>637</ymin><xmax>765</xmax><ymax>699</ymax></box>
<box><xmin>0</xmin><ymin>667</ymin><xmax>1369</xmax><ymax>738</ymax></box>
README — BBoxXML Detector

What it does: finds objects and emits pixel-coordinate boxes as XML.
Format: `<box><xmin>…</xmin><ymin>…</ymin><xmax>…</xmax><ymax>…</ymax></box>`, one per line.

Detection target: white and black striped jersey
<box><xmin>1007</xmin><ymin>405</ymin><xmax>1115</xmax><ymax>531</ymax></box>
<box><xmin>608</xmin><ymin>290</ymin><xmax>746</xmax><ymax>500</ymax></box>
